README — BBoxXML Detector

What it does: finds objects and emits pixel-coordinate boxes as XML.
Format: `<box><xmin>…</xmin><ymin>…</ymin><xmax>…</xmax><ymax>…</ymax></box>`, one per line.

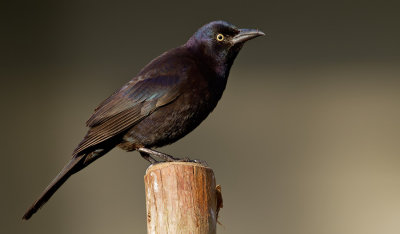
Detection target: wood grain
<box><xmin>144</xmin><ymin>162</ymin><xmax>222</xmax><ymax>234</ymax></box>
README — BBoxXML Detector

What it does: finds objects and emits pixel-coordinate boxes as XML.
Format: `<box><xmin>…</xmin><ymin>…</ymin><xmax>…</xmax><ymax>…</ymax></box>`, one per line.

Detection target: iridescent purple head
<box><xmin>186</xmin><ymin>21</ymin><xmax>265</xmax><ymax>76</ymax></box>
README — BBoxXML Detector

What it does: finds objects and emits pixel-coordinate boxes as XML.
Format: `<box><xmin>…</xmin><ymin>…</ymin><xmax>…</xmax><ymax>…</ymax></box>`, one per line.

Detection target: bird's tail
<box><xmin>22</xmin><ymin>155</ymin><xmax>87</xmax><ymax>220</ymax></box>
<box><xmin>23</xmin><ymin>142</ymin><xmax>114</xmax><ymax>220</ymax></box>
<box><xmin>22</xmin><ymin>147</ymin><xmax>113</xmax><ymax>220</ymax></box>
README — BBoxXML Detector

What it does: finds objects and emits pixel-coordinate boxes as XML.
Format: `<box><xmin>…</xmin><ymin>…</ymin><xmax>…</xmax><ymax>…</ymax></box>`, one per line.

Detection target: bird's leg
<box><xmin>138</xmin><ymin>148</ymin><xmax>183</xmax><ymax>162</ymax></box>
<box><xmin>139</xmin><ymin>152</ymin><xmax>158</xmax><ymax>164</ymax></box>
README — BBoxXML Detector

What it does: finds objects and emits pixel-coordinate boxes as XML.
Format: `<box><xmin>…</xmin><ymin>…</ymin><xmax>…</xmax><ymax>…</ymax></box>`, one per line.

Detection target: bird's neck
<box><xmin>184</xmin><ymin>43</ymin><xmax>233</xmax><ymax>79</ymax></box>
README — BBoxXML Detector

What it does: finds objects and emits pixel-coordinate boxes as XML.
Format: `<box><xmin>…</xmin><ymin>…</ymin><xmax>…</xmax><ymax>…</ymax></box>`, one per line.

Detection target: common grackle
<box><xmin>22</xmin><ymin>20</ymin><xmax>264</xmax><ymax>220</ymax></box>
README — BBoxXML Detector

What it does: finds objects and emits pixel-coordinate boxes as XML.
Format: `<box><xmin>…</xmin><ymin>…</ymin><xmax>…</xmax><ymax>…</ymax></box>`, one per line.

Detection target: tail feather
<box><xmin>22</xmin><ymin>155</ymin><xmax>86</xmax><ymax>220</ymax></box>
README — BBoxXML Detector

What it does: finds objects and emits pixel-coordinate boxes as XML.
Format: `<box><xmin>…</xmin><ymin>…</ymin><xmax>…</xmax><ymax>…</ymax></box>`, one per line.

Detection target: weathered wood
<box><xmin>144</xmin><ymin>162</ymin><xmax>222</xmax><ymax>234</ymax></box>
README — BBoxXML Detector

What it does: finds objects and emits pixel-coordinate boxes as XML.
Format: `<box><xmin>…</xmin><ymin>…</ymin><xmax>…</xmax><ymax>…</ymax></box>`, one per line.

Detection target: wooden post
<box><xmin>144</xmin><ymin>162</ymin><xmax>223</xmax><ymax>234</ymax></box>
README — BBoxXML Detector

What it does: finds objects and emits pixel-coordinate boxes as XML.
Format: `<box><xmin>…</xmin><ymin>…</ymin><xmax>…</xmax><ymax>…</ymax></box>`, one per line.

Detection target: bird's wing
<box><xmin>73</xmin><ymin>74</ymin><xmax>182</xmax><ymax>156</ymax></box>
<box><xmin>86</xmin><ymin>74</ymin><xmax>182</xmax><ymax>127</ymax></box>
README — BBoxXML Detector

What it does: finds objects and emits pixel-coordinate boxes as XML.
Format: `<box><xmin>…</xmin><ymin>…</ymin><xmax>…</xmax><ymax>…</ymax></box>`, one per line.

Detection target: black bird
<box><xmin>22</xmin><ymin>20</ymin><xmax>264</xmax><ymax>220</ymax></box>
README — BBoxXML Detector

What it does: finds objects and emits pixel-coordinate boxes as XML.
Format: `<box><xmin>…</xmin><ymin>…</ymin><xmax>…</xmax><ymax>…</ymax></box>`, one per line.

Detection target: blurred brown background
<box><xmin>2</xmin><ymin>0</ymin><xmax>400</xmax><ymax>233</ymax></box>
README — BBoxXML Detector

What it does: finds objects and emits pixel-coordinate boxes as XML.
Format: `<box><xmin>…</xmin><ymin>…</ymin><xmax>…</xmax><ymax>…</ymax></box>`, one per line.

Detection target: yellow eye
<box><xmin>216</xmin><ymin>34</ymin><xmax>224</xmax><ymax>41</ymax></box>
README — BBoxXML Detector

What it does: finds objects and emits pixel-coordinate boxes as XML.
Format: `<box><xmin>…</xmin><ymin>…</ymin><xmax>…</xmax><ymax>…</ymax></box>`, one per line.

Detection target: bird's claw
<box><xmin>177</xmin><ymin>157</ymin><xmax>208</xmax><ymax>166</ymax></box>
<box><xmin>192</xmin><ymin>159</ymin><xmax>208</xmax><ymax>166</ymax></box>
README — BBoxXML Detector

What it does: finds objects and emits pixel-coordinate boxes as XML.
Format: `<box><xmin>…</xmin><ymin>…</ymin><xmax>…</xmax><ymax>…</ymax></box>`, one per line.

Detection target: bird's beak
<box><xmin>232</xmin><ymin>29</ymin><xmax>265</xmax><ymax>44</ymax></box>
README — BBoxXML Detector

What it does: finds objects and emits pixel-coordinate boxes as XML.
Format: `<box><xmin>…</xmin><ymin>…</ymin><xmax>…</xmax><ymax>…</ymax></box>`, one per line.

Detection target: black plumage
<box><xmin>23</xmin><ymin>20</ymin><xmax>264</xmax><ymax>220</ymax></box>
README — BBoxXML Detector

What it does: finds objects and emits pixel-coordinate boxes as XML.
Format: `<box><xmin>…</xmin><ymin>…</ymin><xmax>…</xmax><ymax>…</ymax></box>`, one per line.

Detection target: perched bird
<box><xmin>22</xmin><ymin>20</ymin><xmax>264</xmax><ymax>220</ymax></box>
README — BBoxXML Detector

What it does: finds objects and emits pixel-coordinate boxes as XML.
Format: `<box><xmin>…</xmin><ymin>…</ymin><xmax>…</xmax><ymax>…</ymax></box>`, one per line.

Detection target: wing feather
<box><xmin>73</xmin><ymin>75</ymin><xmax>182</xmax><ymax>156</ymax></box>
<box><xmin>73</xmin><ymin>106</ymin><xmax>144</xmax><ymax>155</ymax></box>
<box><xmin>86</xmin><ymin>75</ymin><xmax>181</xmax><ymax>127</ymax></box>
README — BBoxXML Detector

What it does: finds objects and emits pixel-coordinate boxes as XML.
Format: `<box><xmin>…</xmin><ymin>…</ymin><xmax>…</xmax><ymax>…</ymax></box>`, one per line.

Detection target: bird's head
<box><xmin>185</xmin><ymin>21</ymin><xmax>265</xmax><ymax>77</ymax></box>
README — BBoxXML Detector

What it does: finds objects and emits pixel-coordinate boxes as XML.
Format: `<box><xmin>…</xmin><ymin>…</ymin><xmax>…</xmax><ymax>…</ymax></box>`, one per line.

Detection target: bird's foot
<box><xmin>138</xmin><ymin>148</ymin><xmax>208</xmax><ymax>166</ymax></box>
<box><xmin>191</xmin><ymin>159</ymin><xmax>209</xmax><ymax>167</ymax></box>
<box><xmin>174</xmin><ymin>157</ymin><xmax>208</xmax><ymax>166</ymax></box>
